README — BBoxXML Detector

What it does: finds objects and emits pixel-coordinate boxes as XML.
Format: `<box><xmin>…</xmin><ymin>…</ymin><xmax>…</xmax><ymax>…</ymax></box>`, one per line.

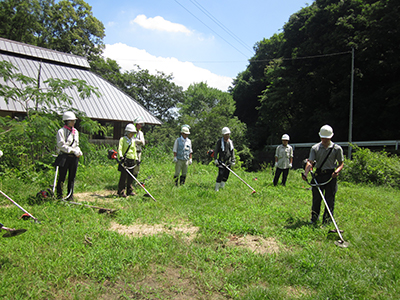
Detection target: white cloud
<box><xmin>131</xmin><ymin>14</ymin><xmax>192</xmax><ymax>35</ymax></box>
<box><xmin>103</xmin><ymin>43</ymin><xmax>232</xmax><ymax>91</ymax></box>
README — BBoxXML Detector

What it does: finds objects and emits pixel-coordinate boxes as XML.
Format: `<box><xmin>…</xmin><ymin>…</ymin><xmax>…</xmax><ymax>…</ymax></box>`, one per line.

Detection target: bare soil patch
<box><xmin>109</xmin><ymin>221</ymin><xmax>200</xmax><ymax>243</ymax></box>
<box><xmin>74</xmin><ymin>190</ymin><xmax>117</xmax><ymax>203</ymax></box>
<box><xmin>226</xmin><ymin>234</ymin><xmax>280</xmax><ymax>254</ymax></box>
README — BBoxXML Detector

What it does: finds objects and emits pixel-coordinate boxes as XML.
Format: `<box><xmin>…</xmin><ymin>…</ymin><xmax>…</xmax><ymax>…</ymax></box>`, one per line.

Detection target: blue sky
<box><xmin>86</xmin><ymin>0</ymin><xmax>311</xmax><ymax>91</ymax></box>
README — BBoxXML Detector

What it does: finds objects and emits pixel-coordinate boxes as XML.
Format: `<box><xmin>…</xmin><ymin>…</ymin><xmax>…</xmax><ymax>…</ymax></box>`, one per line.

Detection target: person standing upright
<box><xmin>214</xmin><ymin>127</ymin><xmax>235</xmax><ymax>191</ymax></box>
<box><xmin>172</xmin><ymin>125</ymin><xmax>193</xmax><ymax>186</ymax></box>
<box><xmin>55</xmin><ymin>111</ymin><xmax>83</xmax><ymax>201</ymax></box>
<box><xmin>117</xmin><ymin>124</ymin><xmax>138</xmax><ymax>197</ymax></box>
<box><xmin>273</xmin><ymin>134</ymin><xmax>293</xmax><ymax>186</ymax></box>
<box><xmin>302</xmin><ymin>125</ymin><xmax>344</xmax><ymax>224</ymax></box>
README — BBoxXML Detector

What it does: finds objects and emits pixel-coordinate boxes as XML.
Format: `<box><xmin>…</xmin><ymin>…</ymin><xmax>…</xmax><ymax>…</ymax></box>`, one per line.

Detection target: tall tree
<box><xmin>233</xmin><ymin>0</ymin><xmax>400</xmax><ymax>151</ymax></box>
<box><xmin>179</xmin><ymin>82</ymin><xmax>249</xmax><ymax>164</ymax></box>
<box><xmin>121</xmin><ymin>66</ymin><xmax>184</xmax><ymax>123</ymax></box>
<box><xmin>0</xmin><ymin>0</ymin><xmax>105</xmax><ymax>59</ymax></box>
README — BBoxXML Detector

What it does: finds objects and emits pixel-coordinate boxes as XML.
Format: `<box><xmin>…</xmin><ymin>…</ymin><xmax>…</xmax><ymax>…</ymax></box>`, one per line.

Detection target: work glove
<box><xmin>289</xmin><ymin>163</ymin><xmax>292</xmax><ymax>168</ymax></box>
<box><xmin>188</xmin><ymin>158</ymin><xmax>192</xmax><ymax>165</ymax></box>
<box><xmin>173</xmin><ymin>157</ymin><xmax>178</xmax><ymax>163</ymax></box>
<box><xmin>274</xmin><ymin>162</ymin><xmax>278</xmax><ymax>168</ymax></box>
<box><xmin>214</xmin><ymin>159</ymin><xmax>219</xmax><ymax>166</ymax></box>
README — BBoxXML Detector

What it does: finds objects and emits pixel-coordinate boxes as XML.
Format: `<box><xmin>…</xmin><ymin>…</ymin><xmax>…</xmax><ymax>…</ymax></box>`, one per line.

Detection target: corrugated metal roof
<box><xmin>0</xmin><ymin>37</ymin><xmax>90</xmax><ymax>69</ymax></box>
<box><xmin>0</xmin><ymin>40</ymin><xmax>162</xmax><ymax>125</ymax></box>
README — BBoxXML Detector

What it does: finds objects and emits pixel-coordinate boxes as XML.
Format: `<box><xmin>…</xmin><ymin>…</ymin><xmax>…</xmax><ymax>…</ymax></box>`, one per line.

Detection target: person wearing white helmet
<box><xmin>273</xmin><ymin>134</ymin><xmax>293</xmax><ymax>186</ymax></box>
<box><xmin>214</xmin><ymin>127</ymin><xmax>235</xmax><ymax>191</ymax></box>
<box><xmin>55</xmin><ymin>111</ymin><xmax>83</xmax><ymax>200</ymax></box>
<box><xmin>132</xmin><ymin>117</ymin><xmax>146</xmax><ymax>182</ymax></box>
<box><xmin>117</xmin><ymin>123</ymin><xmax>139</xmax><ymax>197</ymax></box>
<box><xmin>302</xmin><ymin>125</ymin><xmax>344</xmax><ymax>225</ymax></box>
<box><xmin>172</xmin><ymin>125</ymin><xmax>193</xmax><ymax>186</ymax></box>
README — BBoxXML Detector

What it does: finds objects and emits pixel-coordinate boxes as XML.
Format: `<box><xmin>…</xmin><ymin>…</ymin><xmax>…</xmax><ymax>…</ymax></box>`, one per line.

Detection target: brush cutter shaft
<box><xmin>61</xmin><ymin>199</ymin><xmax>115</xmax><ymax>212</ymax></box>
<box><xmin>119</xmin><ymin>161</ymin><xmax>156</xmax><ymax>202</ymax></box>
<box><xmin>53</xmin><ymin>166</ymin><xmax>59</xmax><ymax>194</ymax></box>
<box><xmin>312</xmin><ymin>176</ymin><xmax>345</xmax><ymax>242</ymax></box>
<box><xmin>0</xmin><ymin>190</ymin><xmax>39</xmax><ymax>222</ymax></box>
<box><xmin>220</xmin><ymin>162</ymin><xmax>256</xmax><ymax>193</ymax></box>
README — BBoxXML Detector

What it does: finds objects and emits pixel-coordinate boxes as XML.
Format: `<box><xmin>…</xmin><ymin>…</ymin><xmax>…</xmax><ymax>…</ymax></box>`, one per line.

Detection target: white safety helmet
<box><xmin>222</xmin><ymin>127</ymin><xmax>231</xmax><ymax>135</ymax></box>
<box><xmin>181</xmin><ymin>126</ymin><xmax>190</xmax><ymax>134</ymax></box>
<box><xmin>134</xmin><ymin>116</ymin><xmax>144</xmax><ymax>125</ymax></box>
<box><xmin>319</xmin><ymin>125</ymin><xmax>334</xmax><ymax>138</ymax></box>
<box><xmin>62</xmin><ymin>111</ymin><xmax>77</xmax><ymax>121</ymax></box>
<box><xmin>125</xmin><ymin>123</ymin><xmax>137</xmax><ymax>133</ymax></box>
<box><xmin>281</xmin><ymin>134</ymin><xmax>290</xmax><ymax>141</ymax></box>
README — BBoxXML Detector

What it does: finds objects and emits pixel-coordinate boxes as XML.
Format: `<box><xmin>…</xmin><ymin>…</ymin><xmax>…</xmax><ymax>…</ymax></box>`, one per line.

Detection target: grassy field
<box><xmin>1</xmin><ymin>154</ymin><xmax>399</xmax><ymax>299</ymax></box>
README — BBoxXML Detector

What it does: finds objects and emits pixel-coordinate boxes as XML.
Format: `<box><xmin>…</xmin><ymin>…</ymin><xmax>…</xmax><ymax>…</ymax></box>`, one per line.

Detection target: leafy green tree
<box><xmin>233</xmin><ymin>0</ymin><xmax>400</xmax><ymax>153</ymax></box>
<box><xmin>178</xmin><ymin>82</ymin><xmax>249</xmax><ymax>165</ymax></box>
<box><xmin>121</xmin><ymin>66</ymin><xmax>184</xmax><ymax>123</ymax></box>
<box><xmin>0</xmin><ymin>0</ymin><xmax>105</xmax><ymax>59</ymax></box>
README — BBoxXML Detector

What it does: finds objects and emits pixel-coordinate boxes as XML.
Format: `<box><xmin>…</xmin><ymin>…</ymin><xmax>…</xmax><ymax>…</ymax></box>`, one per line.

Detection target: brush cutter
<box><xmin>302</xmin><ymin>171</ymin><xmax>349</xmax><ymax>248</ymax></box>
<box><xmin>0</xmin><ymin>190</ymin><xmax>40</xmax><ymax>223</ymax></box>
<box><xmin>107</xmin><ymin>149</ymin><xmax>157</xmax><ymax>202</ymax></box>
<box><xmin>60</xmin><ymin>199</ymin><xmax>117</xmax><ymax>214</ymax></box>
<box><xmin>219</xmin><ymin>161</ymin><xmax>256</xmax><ymax>194</ymax></box>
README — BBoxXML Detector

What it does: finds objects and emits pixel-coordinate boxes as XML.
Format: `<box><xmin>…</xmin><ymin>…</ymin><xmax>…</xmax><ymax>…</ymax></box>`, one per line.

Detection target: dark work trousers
<box><xmin>311</xmin><ymin>174</ymin><xmax>338</xmax><ymax>223</ymax></box>
<box><xmin>216</xmin><ymin>165</ymin><xmax>230</xmax><ymax>183</ymax></box>
<box><xmin>118</xmin><ymin>159</ymin><xmax>136</xmax><ymax>195</ymax></box>
<box><xmin>273</xmin><ymin>168</ymin><xmax>289</xmax><ymax>186</ymax></box>
<box><xmin>57</xmin><ymin>155</ymin><xmax>79</xmax><ymax>199</ymax></box>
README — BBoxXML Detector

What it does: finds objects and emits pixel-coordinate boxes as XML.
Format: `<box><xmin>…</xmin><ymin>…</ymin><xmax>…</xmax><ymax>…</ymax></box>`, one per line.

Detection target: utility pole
<box><xmin>348</xmin><ymin>48</ymin><xmax>354</xmax><ymax>159</ymax></box>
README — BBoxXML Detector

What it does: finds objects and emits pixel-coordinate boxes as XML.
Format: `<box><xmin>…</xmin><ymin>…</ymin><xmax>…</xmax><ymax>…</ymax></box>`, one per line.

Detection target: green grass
<box><xmin>1</xmin><ymin>157</ymin><xmax>399</xmax><ymax>299</ymax></box>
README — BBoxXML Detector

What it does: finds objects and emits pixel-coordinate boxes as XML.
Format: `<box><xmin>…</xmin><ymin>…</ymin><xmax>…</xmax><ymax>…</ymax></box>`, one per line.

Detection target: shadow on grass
<box><xmin>284</xmin><ymin>216</ymin><xmax>312</xmax><ymax>230</ymax></box>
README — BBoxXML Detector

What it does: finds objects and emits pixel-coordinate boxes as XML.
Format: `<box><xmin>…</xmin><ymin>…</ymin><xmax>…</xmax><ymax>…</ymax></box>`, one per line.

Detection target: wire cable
<box><xmin>173</xmin><ymin>0</ymin><xmax>250</xmax><ymax>59</ymax></box>
<box><xmin>189</xmin><ymin>0</ymin><xmax>254</xmax><ymax>55</ymax></box>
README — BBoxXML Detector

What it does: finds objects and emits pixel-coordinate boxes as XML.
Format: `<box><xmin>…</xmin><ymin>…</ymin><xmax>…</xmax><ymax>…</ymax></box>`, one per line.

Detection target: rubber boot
<box><xmin>215</xmin><ymin>182</ymin><xmax>220</xmax><ymax>191</ymax></box>
<box><xmin>220</xmin><ymin>181</ymin><xmax>226</xmax><ymax>189</ymax></box>
<box><xmin>174</xmin><ymin>176</ymin><xmax>179</xmax><ymax>186</ymax></box>
<box><xmin>180</xmin><ymin>175</ymin><xmax>186</xmax><ymax>185</ymax></box>
<box><xmin>56</xmin><ymin>181</ymin><xmax>63</xmax><ymax>199</ymax></box>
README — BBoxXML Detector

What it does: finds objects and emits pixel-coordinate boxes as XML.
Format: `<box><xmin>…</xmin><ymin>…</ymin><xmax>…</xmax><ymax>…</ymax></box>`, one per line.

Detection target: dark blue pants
<box><xmin>273</xmin><ymin>168</ymin><xmax>289</xmax><ymax>186</ymax></box>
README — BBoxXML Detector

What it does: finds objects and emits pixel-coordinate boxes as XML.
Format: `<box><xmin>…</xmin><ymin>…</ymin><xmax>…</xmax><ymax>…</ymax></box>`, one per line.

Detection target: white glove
<box><xmin>74</xmin><ymin>149</ymin><xmax>83</xmax><ymax>157</ymax></box>
<box><xmin>188</xmin><ymin>158</ymin><xmax>192</xmax><ymax>165</ymax></box>
<box><xmin>274</xmin><ymin>162</ymin><xmax>278</xmax><ymax>168</ymax></box>
<box><xmin>289</xmin><ymin>163</ymin><xmax>292</xmax><ymax>168</ymax></box>
<box><xmin>173</xmin><ymin>157</ymin><xmax>178</xmax><ymax>163</ymax></box>
<box><xmin>231</xmin><ymin>162</ymin><xmax>235</xmax><ymax>166</ymax></box>
<box><xmin>215</xmin><ymin>159</ymin><xmax>219</xmax><ymax>166</ymax></box>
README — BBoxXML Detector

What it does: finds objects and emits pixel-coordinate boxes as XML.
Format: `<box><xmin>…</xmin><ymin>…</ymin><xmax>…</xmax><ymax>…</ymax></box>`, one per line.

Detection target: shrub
<box><xmin>341</xmin><ymin>145</ymin><xmax>400</xmax><ymax>188</ymax></box>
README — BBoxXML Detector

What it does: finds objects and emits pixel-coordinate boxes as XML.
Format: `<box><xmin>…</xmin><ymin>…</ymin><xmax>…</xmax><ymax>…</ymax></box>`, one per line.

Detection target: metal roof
<box><xmin>0</xmin><ymin>37</ymin><xmax>90</xmax><ymax>69</ymax></box>
<box><xmin>0</xmin><ymin>38</ymin><xmax>162</xmax><ymax>125</ymax></box>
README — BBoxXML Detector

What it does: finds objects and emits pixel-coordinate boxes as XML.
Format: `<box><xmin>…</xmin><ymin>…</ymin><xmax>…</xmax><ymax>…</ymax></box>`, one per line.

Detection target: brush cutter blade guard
<box><xmin>334</xmin><ymin>240</ymin><xmax>350</xmax><ymax>248</ymax></box>
<box><xmin>2</xmin><ymin>228</ymin><xmax>27</xmax><ymax>238</ymax></box>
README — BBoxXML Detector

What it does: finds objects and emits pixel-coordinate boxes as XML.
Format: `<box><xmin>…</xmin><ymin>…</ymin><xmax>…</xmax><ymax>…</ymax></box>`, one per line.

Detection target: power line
<box><xmin>173</xmin><ymin>0</ymin><xmax>250</xmax><ymax>59</ymax></box>
<box><xmin>189</xmin><ymin>0</ymin><xmax>254</xmax><ymax>55</ymax></box>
